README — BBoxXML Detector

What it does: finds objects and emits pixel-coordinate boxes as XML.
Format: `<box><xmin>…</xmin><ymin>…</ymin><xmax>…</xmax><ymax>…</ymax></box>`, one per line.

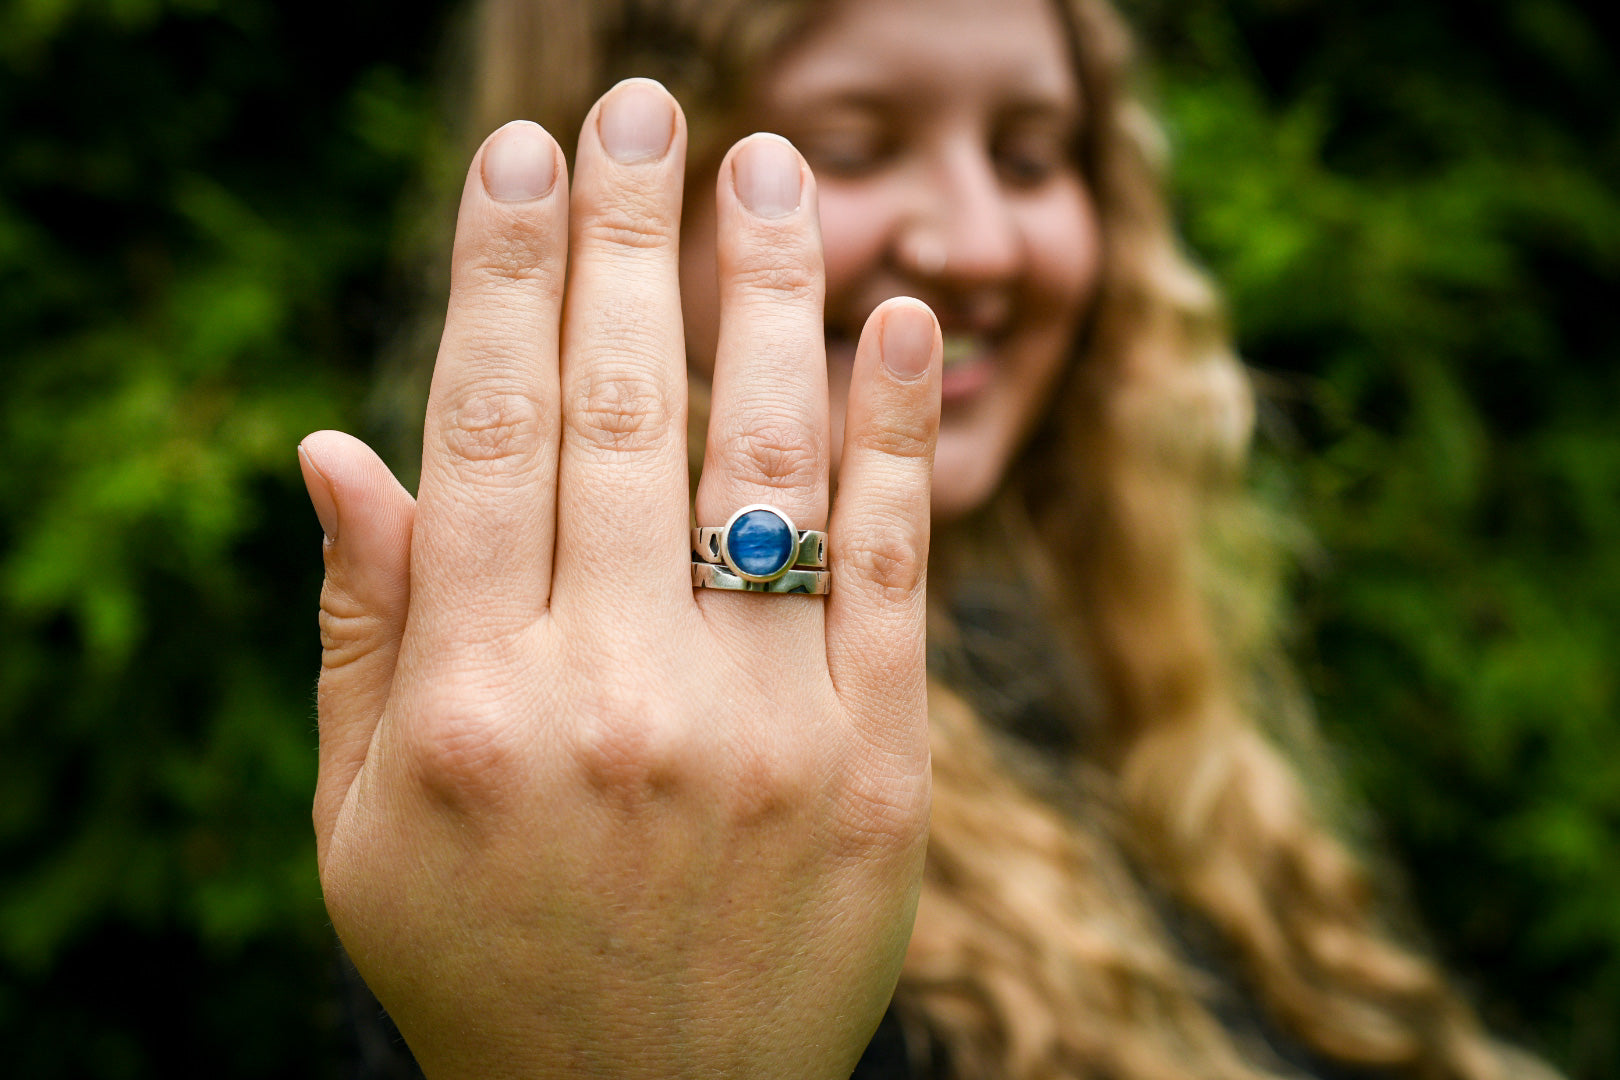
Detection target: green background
<box><xmin>1</xmin><ymin>0</ymin><xmax>1614</xmax><ymax>1074</ymax></box>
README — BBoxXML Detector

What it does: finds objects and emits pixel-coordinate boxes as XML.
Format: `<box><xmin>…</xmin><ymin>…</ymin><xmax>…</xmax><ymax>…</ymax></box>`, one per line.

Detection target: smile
<box><xmin>940</xmin><ymin>332</ymin><xmax>995</xmax><ymax>402</ymax></box>
<box><xmin>824</xmin><ymin>326</ymin><xmax>998</xmax><ymax>403</ymax></box>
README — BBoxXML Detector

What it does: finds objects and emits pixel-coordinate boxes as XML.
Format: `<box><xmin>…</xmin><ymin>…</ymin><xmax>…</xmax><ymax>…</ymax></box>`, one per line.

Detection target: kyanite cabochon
<box><xmin>727</xmin><ymin>509</ymin><xmax>796</xmax><ymax>578</ymax></box>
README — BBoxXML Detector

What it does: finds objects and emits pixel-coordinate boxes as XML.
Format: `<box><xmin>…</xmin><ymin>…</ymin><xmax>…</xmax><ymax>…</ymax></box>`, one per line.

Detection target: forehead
<box><xmin>763</xmin><ymin>0</ymin><xmax>1079</xmax><ymax>111</ymax></box>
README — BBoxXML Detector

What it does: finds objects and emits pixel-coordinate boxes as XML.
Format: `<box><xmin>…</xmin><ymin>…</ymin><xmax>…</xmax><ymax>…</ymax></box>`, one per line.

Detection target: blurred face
<box><xmin>682</xmin><ymin>0</ymin><xmax>1101</xmax><ymax>519</ymax></box>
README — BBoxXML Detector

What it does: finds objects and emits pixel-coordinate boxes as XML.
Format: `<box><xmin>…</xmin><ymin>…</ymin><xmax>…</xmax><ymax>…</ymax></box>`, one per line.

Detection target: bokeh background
<box><xmin>2</xmin><ymin>0</ymin><xmax>1616</xmax><ymax>1075</ymax></box>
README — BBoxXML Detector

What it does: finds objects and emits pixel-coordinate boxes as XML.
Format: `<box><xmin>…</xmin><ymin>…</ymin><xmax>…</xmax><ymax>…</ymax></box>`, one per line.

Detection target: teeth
<box><xmin>941</xmin><ymin>334</ymin><xmax>980</xmax><ymax>371</ymax></box>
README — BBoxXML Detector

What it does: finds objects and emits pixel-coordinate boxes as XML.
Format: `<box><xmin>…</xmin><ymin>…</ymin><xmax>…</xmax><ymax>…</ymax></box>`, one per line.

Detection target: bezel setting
<box><xmin>718</xmin><ymin>504</ymin><xmax>801</xmax><ymax>583</ymax></box>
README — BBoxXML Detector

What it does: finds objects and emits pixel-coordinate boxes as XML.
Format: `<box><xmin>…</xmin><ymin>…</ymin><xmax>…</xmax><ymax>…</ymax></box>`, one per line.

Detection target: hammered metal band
<box><xmin>692</xmin><ymin>561</ymin><xmax>831</xmax><ymax>595</ymax></box>
<box><xmin>692</xmin><ymin>526</ymin><xmax>828</xmax><ymax>569</ymax></box>
<box><xmin>686</xmin><ymin>503</ymin><xmax>816</xmax><ymax>586</ymax></box>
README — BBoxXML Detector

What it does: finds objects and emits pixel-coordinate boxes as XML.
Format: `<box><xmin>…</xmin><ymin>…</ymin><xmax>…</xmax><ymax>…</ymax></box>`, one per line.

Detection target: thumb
<box><xmin>298</xmin><ymin>429</ymin><xmax>415</xmax><ymax>869</ymax></box>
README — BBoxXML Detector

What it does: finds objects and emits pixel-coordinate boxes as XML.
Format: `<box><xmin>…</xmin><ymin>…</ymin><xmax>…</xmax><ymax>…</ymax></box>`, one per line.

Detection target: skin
<box><xmin>682</xmin><ymin>0</ymin><xmax>1100</xmax><ymax>520</ymax></box>
<box><xmin>297</xmin><ymin>0</ymin><xmax>1095</xmax><ymax>1075</ymax></box>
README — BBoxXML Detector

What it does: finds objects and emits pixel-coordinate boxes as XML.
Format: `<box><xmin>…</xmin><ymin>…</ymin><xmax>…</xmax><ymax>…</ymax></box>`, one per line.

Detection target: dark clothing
<box><xmin>851</xmin><ymin>1009</ymin><xmax>930</xmax><ymax>1080</ymax></box>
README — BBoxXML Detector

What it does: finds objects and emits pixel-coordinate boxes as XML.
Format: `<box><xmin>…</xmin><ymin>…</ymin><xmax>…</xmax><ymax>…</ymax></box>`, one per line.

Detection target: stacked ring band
<box><xmin>692</xmin><ymin>562</ymin><xmax>831</xmax><ymax>595</ymax></box>
<box><xmin>691</xmin><ymin>503</ymin><xmax>831</xmax><ymax>594</ymax></box>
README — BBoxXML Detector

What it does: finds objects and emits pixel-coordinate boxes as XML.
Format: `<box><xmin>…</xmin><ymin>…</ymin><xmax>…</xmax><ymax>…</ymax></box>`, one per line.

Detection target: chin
<box><xmin>930</xmin><ymin>440</ymin><xmax>1009</xmax><ymax>523</ymax></box>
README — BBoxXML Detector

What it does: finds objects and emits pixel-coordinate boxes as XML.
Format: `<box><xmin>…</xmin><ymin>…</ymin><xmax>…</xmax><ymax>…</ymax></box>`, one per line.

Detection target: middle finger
<box><xmin>553</xmin><ymin>79</ymin><xmax>693</xmax><ymax>614</ymax></box>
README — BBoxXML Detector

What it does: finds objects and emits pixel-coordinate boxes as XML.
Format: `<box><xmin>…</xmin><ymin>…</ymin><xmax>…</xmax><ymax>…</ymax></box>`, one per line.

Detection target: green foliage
<box><xmin>0</xmin><ymin>0</ymin><xmax>450</xmax><ymax>1071</ymax></box>
<box><xmin>1</xmin><ymin>0</ymin><xmax>1615</xmax><ymax>1074</ymax></box>
<box><xmin>1133</xmin><ymin>0</ymin><xmax>1620</xmax><ymax>1071</ymax></box>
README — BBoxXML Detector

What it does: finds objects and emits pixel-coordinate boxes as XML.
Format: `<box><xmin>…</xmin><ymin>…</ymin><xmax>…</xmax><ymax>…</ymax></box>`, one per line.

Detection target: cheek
<box><xmin>1020</xmin><ymin>182</ymin><xmax>1101</xmax><ymax>314</ymax></box>
<box><xmin>814</xmin><ymin>184</ymin><xmax>896</xmax><ymax>302</ymax></box>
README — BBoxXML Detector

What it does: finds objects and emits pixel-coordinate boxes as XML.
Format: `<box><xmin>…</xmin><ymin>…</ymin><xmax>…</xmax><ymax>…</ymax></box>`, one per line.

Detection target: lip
<box><xmin>939</xmin><ymin>331</ymin><xmax>995</xmax><ymax>404</ymax></box>
<box><xmin>824</xmin><ymin>323</ymin><xmax>1001</xmax><ymax>404</ymax></box>
<box><xmin>940</xmin><ymin>356</ymin><xmax>993</xmax><ymax>403</ymax></box>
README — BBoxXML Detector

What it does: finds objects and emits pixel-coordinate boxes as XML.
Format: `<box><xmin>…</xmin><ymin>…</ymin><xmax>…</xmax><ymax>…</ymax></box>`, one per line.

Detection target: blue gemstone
<box><xmin>727</xmin><ymin>509</ymin><xmax>795</xmax><ymax>578</ymax></box>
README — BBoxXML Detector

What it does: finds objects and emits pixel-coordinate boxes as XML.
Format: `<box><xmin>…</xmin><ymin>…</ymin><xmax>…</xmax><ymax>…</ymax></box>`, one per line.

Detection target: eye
<box><xmin>797</xmin><ymin>126</ymin><xmax>895</xmax><ymax>179</ymax></box>
<box><xmin>993</xmin><ymin>127</ymin><xmax>1074</xmax><ymax>189</ymax></box>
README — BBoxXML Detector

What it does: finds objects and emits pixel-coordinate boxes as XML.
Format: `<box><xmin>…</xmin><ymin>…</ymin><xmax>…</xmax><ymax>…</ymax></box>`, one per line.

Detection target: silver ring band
<box><xmin>692</xmin><ymin>561</ymin><xmax>831</xmax><ymax>595</ymax></box>
<box><xmin>692</xmin><ymin>527</ymin><xmax>828</xmax><ymax>569</ymax></box>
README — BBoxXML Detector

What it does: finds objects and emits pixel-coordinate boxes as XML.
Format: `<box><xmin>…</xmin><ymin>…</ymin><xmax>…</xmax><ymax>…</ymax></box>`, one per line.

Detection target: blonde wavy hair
<box><xmin>451</xmin><ymin>1</ymin><xmax>1557</xmax><ymax>1077</ymax></box>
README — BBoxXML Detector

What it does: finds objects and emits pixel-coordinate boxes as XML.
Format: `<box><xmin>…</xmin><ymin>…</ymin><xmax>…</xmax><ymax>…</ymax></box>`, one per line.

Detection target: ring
<box><xmin>690</xmin><ymin>504</ymin><xmax>829</xmax><ymax>587</ymax></box>
<box><xmin>692</xmin><ymin>562</ymin><xmax>831</xmax><ymax>595</ymax></box>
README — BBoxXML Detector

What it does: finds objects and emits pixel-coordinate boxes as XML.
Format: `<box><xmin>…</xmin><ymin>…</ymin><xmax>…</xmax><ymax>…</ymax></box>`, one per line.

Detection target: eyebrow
<box><xmin>771</xmin><ymin>86</ymin><xmax>1083</xmax><ymax>127</ymax></box>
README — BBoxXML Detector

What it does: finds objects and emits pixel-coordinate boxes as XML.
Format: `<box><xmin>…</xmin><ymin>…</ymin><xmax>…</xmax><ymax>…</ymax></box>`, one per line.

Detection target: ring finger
<box><xmin>693</xmin><ymin>134</ymin><xmax>830</xmax><ymax>625</ymax></box>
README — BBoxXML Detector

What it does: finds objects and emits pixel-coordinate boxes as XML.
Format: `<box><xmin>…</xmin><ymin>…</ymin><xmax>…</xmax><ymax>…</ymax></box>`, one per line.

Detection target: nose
<box><xmin>899</xmin><ymin>137</ymin><xmax>1023</xmax><ymax>287</ymax></box>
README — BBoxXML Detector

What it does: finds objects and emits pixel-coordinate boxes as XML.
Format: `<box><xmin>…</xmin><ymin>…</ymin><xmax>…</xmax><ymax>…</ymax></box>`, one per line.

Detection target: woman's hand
<box><xmin>296</xmin><ymin>79</ymin><xmax>942</xmax><ymax>1080</ymax></box>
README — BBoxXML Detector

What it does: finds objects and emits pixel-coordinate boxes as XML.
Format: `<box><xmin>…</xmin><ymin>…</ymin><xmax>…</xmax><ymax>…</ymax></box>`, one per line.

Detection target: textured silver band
<box><xmin>691</xmin><ymin>561</ymin><xmax>831</xmax><ymax>595</ymax></box>
<box><xmin>692</xmin><ymin>526</ymin><xmax>828</xmax><ymax>570</ymax></box>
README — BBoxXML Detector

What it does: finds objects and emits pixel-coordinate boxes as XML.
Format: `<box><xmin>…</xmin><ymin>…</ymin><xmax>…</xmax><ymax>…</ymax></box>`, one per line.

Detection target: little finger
<box><xmin>824</xmin><ymin>299</ymin><xmax>940</xmax><ymax>758</ymax></box>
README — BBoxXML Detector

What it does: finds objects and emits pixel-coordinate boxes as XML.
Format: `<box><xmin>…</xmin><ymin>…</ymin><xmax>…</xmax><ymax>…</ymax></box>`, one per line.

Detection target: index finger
<box><xmin>409</xmin><ymin>120</ymin><xmax>569</xmax><ymax>633</ymax></box>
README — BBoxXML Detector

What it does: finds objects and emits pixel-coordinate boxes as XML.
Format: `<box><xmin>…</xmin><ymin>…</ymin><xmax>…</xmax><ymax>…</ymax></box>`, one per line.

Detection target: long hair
<box><xmin>456</xmin><ymin>2</ymin><xmax>1555</xmax><ymax>1078</ymax></box>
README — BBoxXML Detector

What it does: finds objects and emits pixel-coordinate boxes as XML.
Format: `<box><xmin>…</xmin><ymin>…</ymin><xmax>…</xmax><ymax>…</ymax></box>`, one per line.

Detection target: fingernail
<box><xmin>733</xmin><ymin>134</ymin><xmax>802</xmax><ymax>219</ymax></box>
<box><xmin>881</xmin><ymin>302</ymin><xmax>937</xmax><ymax>380</ymax></box>
<box><xmin>297</xmin><ymin>443</ymin><xmax>339</xmax><ymax>542</ymax></box>
<box><xmin>481</xmin><ymin>121</ymin><xmax>557</xmax><ymax>202</ymax></box>
<box><xmin>599</xmin><ymin>79</ymin><xmax>675</xmax><ymax>164</ymax></box>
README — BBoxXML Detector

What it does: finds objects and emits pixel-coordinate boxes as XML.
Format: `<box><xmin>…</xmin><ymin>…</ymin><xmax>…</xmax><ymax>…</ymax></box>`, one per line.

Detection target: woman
<box><xmin>296</xmin><ymin>0</ymin><xmax>1556</xmax><ymax>1077</ymax></box>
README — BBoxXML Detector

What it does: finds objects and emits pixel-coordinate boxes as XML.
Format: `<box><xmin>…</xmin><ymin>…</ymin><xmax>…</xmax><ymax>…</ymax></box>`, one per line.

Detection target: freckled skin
<box><xmin>681</xmin><ymin>0</ymin><xmax>1101</xmax><ymax>520</ymax></box>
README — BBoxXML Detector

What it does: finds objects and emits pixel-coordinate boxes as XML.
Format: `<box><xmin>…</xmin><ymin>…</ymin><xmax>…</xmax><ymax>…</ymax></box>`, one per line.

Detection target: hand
<box><xmin>296</xmin><ymin>79</ymin><xmax>942</xmax><ymax>1080</ymax></box>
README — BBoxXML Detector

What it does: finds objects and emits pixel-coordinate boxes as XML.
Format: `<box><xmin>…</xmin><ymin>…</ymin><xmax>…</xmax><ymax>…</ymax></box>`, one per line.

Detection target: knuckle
<box><xmin>725</xmin><ymin>419</ymin><xmax>821</xmax><ymax>490</ymax></box>
<box><xmin>563</xmin><ymin>367</ymin><xmax>674</xmax><ymax>455</ymax></box>
<box><xmin>573</xmin><ymin>698</ymin><xmax>692</xmax><ymax>808</ymax></box>
<box><xmin>845</xmin><ymin>529</ymin><xmax>925</xmax><ymax>600</ymax></box>
<box><xmin>438</xmin><ymin>386</ymin><xmax>550</xmax><ymax>470</ymax></box>
<box><xmin>407</xmin><ymin>701</ymin><xmax>525</xmax><ymax>812</ymax></box>
<box><xmin>718</xmin><ymin>739</ymin><xmax>814</xmax><ymax>829</ymax></box>
<box><xmin>317</xmin><ymin>583</ymin><xmax>389</xmax><ymax>671</ymax></box>
<box><xmin>728</xmin><ymin>251</ymin><xmax>822</xmax><ymax>304</ymax></box>
<box><xmin>852</xmin><ymin>420</ymin><xmax>934</xmax><ymax>462</ymax></box>
<box><xmin>461</xmin><ymin>231</ymin><xmax>564</xmax><ymax>290</ymax></box>
<box><xmin>578</xmin><ymin>198</ymin><xmax>677</xmax><ymax>252</ymax></box>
